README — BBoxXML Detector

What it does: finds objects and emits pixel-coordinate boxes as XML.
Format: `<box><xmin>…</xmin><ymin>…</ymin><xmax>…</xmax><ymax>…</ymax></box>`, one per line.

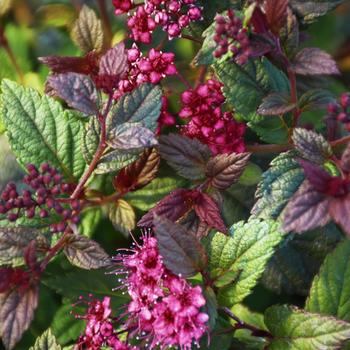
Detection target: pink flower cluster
<box><xmin>327</xmin><ymin>93</ymin><xmax>350</xmax><ymax>131</ymax></box>
<box><xmin>180</xmin><ymin>79</ymin><xmax>246</xmax><ymax>155</ymax></box>
<box><xmin>113</xmin><ymin>0</ymin><xmax>202</xmax><ymax>43</ymax></box>
<box><xmin>114</xmin><ymin>45</ymin><xmax>177</xmax><ymax>99</ymax></box>
<box><xmin>214</xmin><ymin>10</ymin><xmax>251</xmax><ymax>65</ymax></box>
<box><xmin>116</xmin><ymin>232</ymin><xmax>209</xmax><ymax>349</ymax></box>
<box><xmin>75</xmin><ymin>296</ymin><xmax>136</xmax><ymax>350</ymax></box>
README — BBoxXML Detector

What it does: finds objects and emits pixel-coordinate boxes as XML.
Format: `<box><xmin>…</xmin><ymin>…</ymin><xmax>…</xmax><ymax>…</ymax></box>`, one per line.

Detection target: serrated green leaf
<box><xmin>71</xmin><ymin>5</ymin><xmax>104</xmax><ymax>53</ymax></box>
<box><xmin>265</xmin><ymin>304</ymin><xmax>350</xmax><ymax>349</ymax></box>
<box><xmin>214</xmin><ymin>58</ymin><xmax>289</xmax><ymax>116</ymax></box>
<box><xmin>205</xmin><ymin>219</ymin><xmax>282</xmax><ymax>306</ymax></box>
<box><xmin>299</xmin><ymin>89</ymin><xmax>335</xmax><ymax>112</ymax></box>
<box><xmin>192</xmin><ymin>21</ymin><xmax>216</xmax><ymax>66</ymax></box>
<box><xmin>306</xmin><ymin>240</ymin><xmax>350</xmax><ymax>320</ymax></box>
<box><xmin>96</xmin><ymin>149</ymin><xmax>139</xmax><ymax>175</ymax></box>
<box><xmin>108</xmin><ymin>83</ymin><xmax>162</xmax><ymax>132</ymax></box>
<box><xmin>262</xmin><ymin>224</ymin><xmax>343</xmax><ymax>295</ymax></box>
<box><xmin>43</xmin><ymin>269</ymin><xmax>128</xmax><ymax>302</ymax></box>
<box><xmin>82</xmin><ymin>116</ymin><xmax>100</xmax><ymax>164</ymax></box>
<box><xmin>29</xmin><ymin>329</ymin><xmax>61</xmax><ymax>350</ymax></box>
<box><xmin>125</xmin><ymin>176</ymin><xmax>186</xmax><ymax>211</ymax></box>
<box><xmin>252</xmin><ymin>151</ymin><xmax>304</xmax><ymax>220</ymax></box>
<box><xmin>1</xmin><ymin>79</ymin><xmax>86</xmax><ymax>182</ymax></box>
<box><xmin>37</xmin><ymin>4</ymin><xmax>76</xmax><ymax>28</ymax></box>
<box><xmin>79</xmin><ymin>207</ymin><xmax>102</xmax><ymax>238</ymax></box>
<box><xmin>292</xmin><ymin>127</ymin><xmax>332</xmax><ymax>164</ymax></box>
<box><xmin>51</xmin><ymin>304</ymin><xmax>85</xmax><ymax>346</ymax></box>
<box><xmin>238</xmin><ymin>162</ymin><xmax>263</xmax><ymax>186</ymax></box>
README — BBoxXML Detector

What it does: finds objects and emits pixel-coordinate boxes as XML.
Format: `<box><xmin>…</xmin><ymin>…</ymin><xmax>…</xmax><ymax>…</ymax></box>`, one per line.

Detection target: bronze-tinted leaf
<box><xmin>153</xmin><ymin>215</ymin><xmax>207</xmax><ymax>277</ymax></box>
<box><xmin>114</xmin><ymin>148</ymin><xmax>160</xmax><ymax>192</ymax></box>
<box><xmin>0</xmin><ymin>285</ymin><xmax>39</xmax><ymax>349</ymax></box>
<box><xmin>64</xmin><ymin>235</ymin><xmax>110</xmax><ymax>269</ymax></box>
<box><xmin>71</xmin><ymin>5</ymin><xmax>104</xmax><ymax>53</ymax></box>
<box><xmin>265</xmin><ymin>0</ymin><xmax>289</xmax><ymax>35</ymax></box>
<box><xmin>257</xmin><ymin>92</ymin><xmax>296</xmax><ymax>116</ymax></box>
<box><xmin>206</xmin><ymin>152</ymin><xmax>251</xmax><ymax>190</ymax></box>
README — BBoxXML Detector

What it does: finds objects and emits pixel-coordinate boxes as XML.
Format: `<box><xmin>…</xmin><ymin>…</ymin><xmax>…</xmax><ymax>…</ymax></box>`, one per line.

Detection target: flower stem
<box><xmin>181</xmin><ymin>34</ymin><xmax>203</xmax><ymax>44</ymax></box>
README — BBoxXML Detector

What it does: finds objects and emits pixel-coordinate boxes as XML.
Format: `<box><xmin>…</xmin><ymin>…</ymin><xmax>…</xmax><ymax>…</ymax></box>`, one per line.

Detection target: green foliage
<box><xmin>1</xmin><ymin>80</ymin><xmax>86</xmax><ymax>182</ymax></box>
<box><xmin>29</xmin><ymin>329</ymin><xmax>61</xmax><ymax>350</ymax></box>
<box><xmin>205</xmin><ymin>219</ymin><xmax>282</xmax><ymax>306</ymax></box>
<box><xmin>252</xmin><ymin>151</ymin><xmax>304</xmax><ymax>220</ymax></box>
<box><xmin>306</xmin><ymin>240</ymin><xmax>350</xmax><ymax>320</ymax></box>
<box><xmin>264</xmin><ymin>304</ymin><xmax>350</xmax><ymax>349</ymax></box>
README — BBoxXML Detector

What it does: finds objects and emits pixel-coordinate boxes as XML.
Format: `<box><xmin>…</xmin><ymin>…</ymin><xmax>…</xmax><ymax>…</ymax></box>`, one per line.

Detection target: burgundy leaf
<box><xmin>48</xmin><ymin>73</ymin><xmax>98</xmax><ymax>115</ymax></box>
<box><xmin>329</xmin><ymin>195</ymin><xmax>350</xmax><ymax>236</ymax></box>
<box><xmin>153</xmin><ymin>214</ymin><xmax>207</xmax><ymax>277</ymax></box>
<box><xmin>298</xmin><ymin>159</ymin><xmax>333</xmax><ymax>193</ymax></box>
<box><xmin>257</xmin><ymin>92</ymin><xmax>296</xmax><ymax>115</ymax></box>
<box><xmin>341</xmin><ymin>143</ymin><xmax>350</xmax><ymax>173</ymax></box>
<box><xmin>39</xmin><ymin>52</ymin><xmax>98</xmax><ymax>75</ymax></box>
<box><xmin>283</xmin><ymin>180</ymin><xmax>331</xmax><ymax>233</ymax></box>
<box><xmin>114</xmin><ymin>148</ymin><xmax>160</xmax><ymax>193</ymax></box>
<box><xmin>291</xmin><ymin>48</ymin><xmax>340</xmax><ymax>76</ymax></box>
<box><xmin>194</xmin><ymin>192</ymin><xmax>227</xmax><ymax>233</ymax></box>
<box><xmin>205</xmin><ymin>152</ymin><xmax>251</xmax><ymax>190</ymax></box>
<box><xmin>159</xmin><ymin>134</ymin><xmax>211</xmax><ymax>180</ymax></box>
<box><xmin>265</xmin><ymin>0</ymin><xmax>289</xmax><ymax>35</ymax></box>
<box><xmin>64</xmin><ymin>235</ymin><xmax>111</xmax><ymax>269</ymax></box>
<box><xmin>138</xmin><ymin>189</ymin><xmax>193</xmax><ymax>227</ymax></box>
<box><xmin>99</xmin><ymin>42</ymin><xmax>128</xmax><ymax>77</ymax></box>
<box><xmin>0</xmin><ymin>284</ymin><xmax>39</xmax><ymax>349</ymax></box>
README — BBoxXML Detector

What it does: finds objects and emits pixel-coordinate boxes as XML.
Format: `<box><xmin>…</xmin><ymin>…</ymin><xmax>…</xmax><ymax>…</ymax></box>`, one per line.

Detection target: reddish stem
<box><xmin>181</xmin><ymin>34</ymin><xmax>203</xmax><ymax>44</ymax></box>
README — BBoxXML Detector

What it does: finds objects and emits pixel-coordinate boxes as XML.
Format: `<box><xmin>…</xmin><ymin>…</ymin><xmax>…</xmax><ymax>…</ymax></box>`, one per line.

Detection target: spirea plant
<box><xmin>1</xmin><ymin>0</ymin><xmax>350</xmax><ymax>349</ymax></box>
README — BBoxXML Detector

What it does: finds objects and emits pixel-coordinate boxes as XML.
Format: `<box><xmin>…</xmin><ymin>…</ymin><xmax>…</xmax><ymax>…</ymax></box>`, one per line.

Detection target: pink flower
<box><xmin>127</xmin><ymin>6</ymin><xmax>156</xmax><ymax>44</ymax></box>
<box><xmin>113</xmin><ymin>0</ymin><xmax>133</xmax><ymax>15</ymax></box>
<box><xmin>180</xmin><ymin>79</ymin><xmax>246</xmax><ymax>154</ymax></box>
<box><xmin>114</xmin><ymin>230</ymin><xmax>209</xmax><ymax>349</ymax></box>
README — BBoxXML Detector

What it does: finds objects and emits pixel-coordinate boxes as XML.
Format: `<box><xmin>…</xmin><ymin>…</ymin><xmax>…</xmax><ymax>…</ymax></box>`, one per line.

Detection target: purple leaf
<box><xmin>298</xmin><ymin>159</ymin><xmax>333</xmax><ymax>192</ymax></box>
<box><xmin>99</xmin><ymin>42</ymin><xmax>128</xmax><ymax>77</ymax></box>
<box><xmin>283</xmin><ymin>180</ymin><xmax>331</xmax><ymax>233</ymax></box>
<box><xmin>138</xmin><ymin>189</ymin><xmax>193</xmax><ymax>227</ymax></box>
<box><xmin>194</xmin><ymin>192</ymin><xmax>227</xmax><ymax>233</ymax></box>
<box><xmin>48</xmin><ymin>73</ymin><xmax>98</xmax><ymax>115</ymax></box>
<box><xmin>206</xmin><ymin>152</ymin><xmax>251</xmax><ymax>190</ymax></box>
<box><xmin>159</xmin><ymin>134</ymin><xmax>211</xmax><ymax>180</ymax></box>
<box><xmin>107</xmin><ymin>123</ymin><xmax>158</xmax><ymax>151</ymax></box>
<box><xmin>257</xmin><ymin>92</ymin><xmax>296</xmax><ymax>115</ymax></box>
<box><xmin>64</xmin><ymin>235</ymin><xmax>111</xmax><ymax>269</ymax></box>
<box><xmin>153</xmin><ymin>214</ymin><xmax>207</xmax><ymax>277</ymax></box>
<box><xmin>264</xmin><ymin>0</ymin><xmax>289</xmax><ymax>35</ymax></box>
<box><xmin>0</xmin><ymin>285</ymin><xmax>39</xmax><ymax>349</ymax></box>
<box><xmin>341</xmin><ymin>143</ymin><xmax>350</xmax><ymax>173</ymax></box>
<box><xmin>291</xmin><ymin>48</ymin><xmax>340</xmax><ymax>75</ymax></box>
<box><xmin>329</xmin><ymin>196</ymin><xmax>350</xmax><ymax>236</ymax></box>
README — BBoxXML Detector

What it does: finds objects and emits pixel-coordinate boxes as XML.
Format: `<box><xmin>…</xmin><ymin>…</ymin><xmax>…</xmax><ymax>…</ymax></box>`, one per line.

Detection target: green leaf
<box><xmin>299</xmin><ymin>89</ymin><xmax>335</xmax><ymax>112</ymax></box>
<box><xmin>257</xmin><ymin>92</ymin><xmax>295</xmax><ymax>116</ymax></box>
<box><xmin>262</xmin><ymin>224</ymin><xmax>343</xmax><ymax>295</ymax></box>
<box><xmin>37</xmin><ymin>4</ymin><xmax>76</xmax><ymax>28</ymax></box>
<box><xmin>231</xmin><ymin>304</ymin><xmax>268</xmax><ymax>350</ymax></box>
<box><xmin>306</xmin><ymin>239</ymin><xmax>350</xmax><ymax>320</ymax></box>
<box><xmin>192</xmin><ymin>21</ymin><xmax>216</xmax><ymax>66</ymax></box>
<box><xmin>264</xmin><ymin>304</ymin><xmax>350</xmax><ymax>349</ymax></box>
<box><xmin>252</xmin><ymin>151</ymin><xmax>304</xmax><ymax>220</ymax></box>
<box><xmin>78</xmin><ymin>207</ymin><xmax>102</xmax><ymax>238</ymax></box>
<box><xmin>82</xmin><ymin>116</ymin><xmax>100</xmax><ymax>165</ymax></box>
<box><xmin>214</xmin><ymin>58</ymin><xmax>289</xmax><ymax>116</ymax></box>
<box><xmin>205</xmin><ymin>219</ymin><xmax>282</xmax><ymax>306</ymax></box>
<box><xmin>292</xmin><ymin>127</ymin><xmax>332</xmax><ymax>164</ymax></box>
<box><xmin>71</xmin><ymin>5</ymin><xmax>104</xmax><ymax>53</ymax></box>
<box><xmin>238</xmin><ymin>162</ymin><xmax>263</xmax><ymax>186</ymax></box>
<box><xmin>108</xmin><ymin>199</ymin><xmax>136</xmax><ymax>236</ymax></box>
<box><xmin>290</xmin><ymin>0</ymin><xmax>345</xmax><ymax>23</ymax></box>
<box><xmin>0</xmin><ymin>0</ymin><xmax>12</xmax><ymax>17</ymax></box>
<box><xmin>29</xmin><ymin>329</ymin><xmax>61</xmax><ymax>350</ymax></box>
<box><xmin>125</xmin><ymin>176</ymin><xmax>187</xmax><ymax>211</ymax></box>
<box><xmin>108</xmin><ymin>83</ymin><xmax>162</xmax><ymax>132</ymax></box>
<box><xmin>64</xmin><ymin>235</ymin><xmax>110</xmax><ymax>269</ymax></box>
<box><xmin>1</xmin><ymin>79</ymin><xmax>86</xmax><ymax>182</ymax></box>
<box><xmin>96</xmin><ymin>149</ymin><xmax>139</xmax><ymax>175</ymax></box>
<box><xmin>43</xmin><ymin>269</ymin><xmax>128</xmax><ymax>302</ymax></box>
<box><xmin>51</xmin><ymin>304</ymin><xmax>85</xmax><ymax>346</ymax></box>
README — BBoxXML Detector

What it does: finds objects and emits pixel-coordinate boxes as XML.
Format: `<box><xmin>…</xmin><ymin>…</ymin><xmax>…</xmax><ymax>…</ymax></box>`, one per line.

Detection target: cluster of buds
<box><xmin>113</xmin><ymin>0</ymin><xmax>202</xmax><ymax>43</ymax></box>
<box><xmin>114</xmin><ymin>45</ymin><xmax>177</xmax><ymax>99</ymax></box>
<box><xmin>180</xmin><ymin>79</ymin><xmax>246</xmax><ymax>154</ymax></box>
<box><xmin>114</xmin><ymin>231</ymin><xmax>209</xmax><ymax>349</ymax></box>
<box><xmin>0</xmin><ymin>163</ymin><xmax>80</xmax><ymax>233</ymax></box>
<box><xmin>75</xmin><ymin>296</ymin><xmax>136</xmax><ymax>350</ymax></box>
<box><xmin>214</xmin><ymin>10</ymin><xmax>251</xmax><ymax>65</ymax></box>
<box><xmin>327</xmin><ymin>93</ymin><xmax>350</xmax><ymax>132</ymax></box>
